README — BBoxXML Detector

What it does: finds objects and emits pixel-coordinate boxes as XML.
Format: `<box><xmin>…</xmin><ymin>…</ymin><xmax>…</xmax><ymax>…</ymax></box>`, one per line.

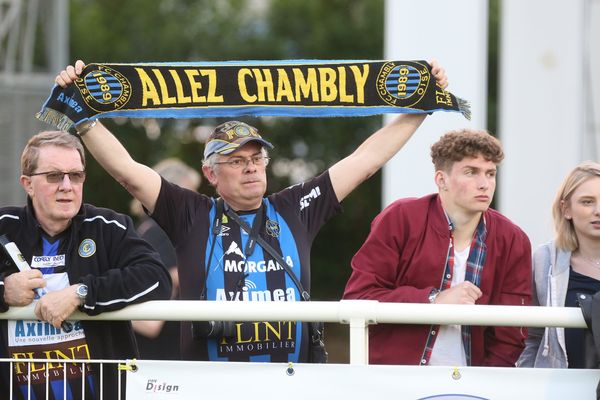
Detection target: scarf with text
<box><xmin>36</xmin><ymin>60</ymin><xmax>470</xmax><ymax>131</ymax></box>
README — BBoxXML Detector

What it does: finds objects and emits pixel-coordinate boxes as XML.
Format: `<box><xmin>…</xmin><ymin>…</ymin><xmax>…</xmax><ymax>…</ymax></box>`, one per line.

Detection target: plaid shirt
<box><xmin>419</xmin><ymin>215</ymin><xmax>488</xmax><ymax>366</ymax></box>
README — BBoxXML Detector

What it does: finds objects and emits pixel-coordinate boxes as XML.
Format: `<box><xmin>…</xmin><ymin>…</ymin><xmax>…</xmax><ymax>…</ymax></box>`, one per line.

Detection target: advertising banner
<box><xmin>126</xmin><ymin>360</ymin><xmax>599</xmax><ymax>399</ymax></box>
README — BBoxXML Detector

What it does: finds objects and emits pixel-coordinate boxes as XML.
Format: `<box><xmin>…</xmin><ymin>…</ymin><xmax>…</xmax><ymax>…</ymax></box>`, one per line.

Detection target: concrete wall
<box><xmin>498</xmin><ymin>0</ymin><xmax>587</xmax><ymax>248</ymax></box>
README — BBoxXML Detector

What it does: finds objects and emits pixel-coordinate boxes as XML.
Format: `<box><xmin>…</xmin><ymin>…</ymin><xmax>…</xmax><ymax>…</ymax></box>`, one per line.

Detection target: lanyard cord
<box><xmin>224</xmin><ymin>201</ymin><xmax>264</xmax><ymax>258</ymax></box>
<box><xmin>224</xmin><ymin>203</ymin><xmax>310</xmax><ymax>301</ymax></box>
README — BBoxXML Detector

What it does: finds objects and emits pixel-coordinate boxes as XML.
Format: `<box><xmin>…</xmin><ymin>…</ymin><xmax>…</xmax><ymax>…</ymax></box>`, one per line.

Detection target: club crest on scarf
<box><xmin>377</xmin><ymin>61</ymin><xmax>430</xmax><ymax>107</ymax></box>
<box><xmin>75</xmin><ymin>64</ymin><xmax>132</xmax><ymax>112</ymax></box>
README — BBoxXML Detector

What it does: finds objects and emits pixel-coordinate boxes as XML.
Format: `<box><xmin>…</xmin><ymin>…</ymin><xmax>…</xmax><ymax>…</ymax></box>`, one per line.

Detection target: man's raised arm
<box><xmin>55</xmin><ymin>60</ymin><xmax>162</xmax><ymax>213</ymax></box>
<box><xmin>328</xmin><ymin>60</ymin><xmax>448</xmax><ymax>202</ymax></box>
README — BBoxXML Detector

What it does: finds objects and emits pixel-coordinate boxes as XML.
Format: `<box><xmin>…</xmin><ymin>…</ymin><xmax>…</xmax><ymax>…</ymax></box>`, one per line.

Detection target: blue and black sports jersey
<box><xmin>153</xmin><ymin>171</ymin><xmax>341</xmax><ymax>362</ymax></box>
<box><xmin>9</xmin><ymin>235</ymin><xmax>97</xmax><ymax>400</ymax></box>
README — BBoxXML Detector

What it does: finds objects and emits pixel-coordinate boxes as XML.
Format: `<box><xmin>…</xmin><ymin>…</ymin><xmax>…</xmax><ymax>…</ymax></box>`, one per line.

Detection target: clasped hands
<box><xmin>432</xmin><ymin>281</ymin><xmax>482</xmax><ymax>305</ymax></box>
<box><xmin>4</xmin><ymin>270</ymin><xmax>81</xmax><ymax>328</ymax></box>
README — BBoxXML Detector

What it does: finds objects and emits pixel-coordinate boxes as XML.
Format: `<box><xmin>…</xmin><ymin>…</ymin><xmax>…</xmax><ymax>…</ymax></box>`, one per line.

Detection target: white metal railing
<box><xmin>0</xmin><ymin>300</ymin><xmax>592</xmax><ymax>399</ymax></box>
<box><xmin>0</xmin><ymin>300</ymin><xmax>588</xmax><ymax>365</ymax></box>
<box><xmin>0</xmin><ymin>357</ymin><xmax>127</xmax><ymax>400</ymax></box>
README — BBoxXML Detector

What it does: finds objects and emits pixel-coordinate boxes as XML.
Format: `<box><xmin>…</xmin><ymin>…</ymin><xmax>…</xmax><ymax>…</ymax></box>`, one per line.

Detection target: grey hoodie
<box><xmin>517</xmin><ymin>241</ymin><xmax>571</xmax><ymax>368</ymax></box>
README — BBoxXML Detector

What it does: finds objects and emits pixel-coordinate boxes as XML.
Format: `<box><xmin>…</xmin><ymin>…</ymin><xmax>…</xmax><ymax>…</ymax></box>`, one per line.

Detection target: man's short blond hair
<box><xmin>21</xmin><ymin>131</ymin><xmax>85</xmax><ymax>175</ymax></box>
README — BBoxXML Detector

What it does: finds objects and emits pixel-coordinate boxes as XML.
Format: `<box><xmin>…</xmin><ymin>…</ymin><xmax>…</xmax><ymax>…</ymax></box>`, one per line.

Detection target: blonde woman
<box><xmin>518</xmin><ymin>161</ymin><xmax>600</xmax><ymax>368</ymax></box>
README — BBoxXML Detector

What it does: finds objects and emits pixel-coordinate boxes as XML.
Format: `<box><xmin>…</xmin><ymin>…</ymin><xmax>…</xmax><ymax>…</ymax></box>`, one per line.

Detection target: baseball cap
<box><xmin>203</xmin><ymin>121</ymin><xmax>274</xmax><ymax>159</ymax></box>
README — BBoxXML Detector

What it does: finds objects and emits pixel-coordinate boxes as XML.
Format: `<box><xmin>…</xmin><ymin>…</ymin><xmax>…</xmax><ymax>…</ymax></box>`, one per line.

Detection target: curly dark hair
<box><xmin>430</xmin><ymin>129</ymin><xmax>504</xmax><ymax>172</ymax></box>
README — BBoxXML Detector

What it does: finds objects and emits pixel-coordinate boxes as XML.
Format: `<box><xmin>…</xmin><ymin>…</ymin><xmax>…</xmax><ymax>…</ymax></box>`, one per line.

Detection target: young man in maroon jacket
<box><xmin>344</xmin><ymin>129</ymin><xmax>532</xmax><ymax>367</ymax></box>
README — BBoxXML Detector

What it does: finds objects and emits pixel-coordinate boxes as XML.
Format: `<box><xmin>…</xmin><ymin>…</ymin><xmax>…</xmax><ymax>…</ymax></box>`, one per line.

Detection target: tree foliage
<box><xmin>70</xmin><ymin>0</ymin><xmax>384</xmax><ymax>299</ymax></box>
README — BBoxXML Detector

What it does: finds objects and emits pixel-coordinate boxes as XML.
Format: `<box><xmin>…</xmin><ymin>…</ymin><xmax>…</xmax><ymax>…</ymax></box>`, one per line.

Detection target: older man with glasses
<box><xmin>0</xmin><ymin>130</ymin><xmax>171</xmax><ymax>399</ymax></box>
<box><xmin>54</xmin><ymin>59</ymin><xmax>449</xmax><ymax>364</ymax></box>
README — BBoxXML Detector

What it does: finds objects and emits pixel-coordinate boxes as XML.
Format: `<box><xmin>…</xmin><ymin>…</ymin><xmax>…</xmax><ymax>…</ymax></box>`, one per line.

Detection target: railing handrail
<box><xmin>0</xmin><ymin>300</ymin><xmax>587</xmax><ymax>328</ymax></box>
<box><xmin>0</xmin><ymin>300</ymin><xmax>588</xmax><ymax>365</ymax></box>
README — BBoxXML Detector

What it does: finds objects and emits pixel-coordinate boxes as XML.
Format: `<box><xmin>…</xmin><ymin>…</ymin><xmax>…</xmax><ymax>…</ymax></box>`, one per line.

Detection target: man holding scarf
<box><xmin>54</xmin><ymin>59</ymin><xmax>448</xmax><ymax>363</ymax></box>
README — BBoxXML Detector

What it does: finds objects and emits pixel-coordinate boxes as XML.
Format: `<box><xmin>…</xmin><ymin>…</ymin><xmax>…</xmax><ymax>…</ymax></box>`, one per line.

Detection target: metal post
<box><xmin>348</xmin><ymin>317</ymin><xmax>369</xmax><ymax>365</ymax></box>
<box><xmin>49</xmin><ymin>0</ymin><xmax>68</xmax><ymax>74</ymax></box>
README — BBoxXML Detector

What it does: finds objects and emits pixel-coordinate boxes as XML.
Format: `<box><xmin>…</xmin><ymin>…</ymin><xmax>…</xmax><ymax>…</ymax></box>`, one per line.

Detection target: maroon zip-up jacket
<box><xmin>344</xmin><ymin>194</ymin><xmax>532</xmax><ymax>366</ymax></box>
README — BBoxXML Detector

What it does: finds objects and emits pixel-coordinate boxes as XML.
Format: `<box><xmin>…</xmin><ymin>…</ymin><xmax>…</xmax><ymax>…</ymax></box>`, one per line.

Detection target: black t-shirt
<box><xmin>152</xmin><ymin>171</ymin><xmax>341</xmax><ymax>362</ymax></box>
<box><xmin>565</xmin><ymin>267</ymin><xmax>600</xmax><ymax>368</ymax></box>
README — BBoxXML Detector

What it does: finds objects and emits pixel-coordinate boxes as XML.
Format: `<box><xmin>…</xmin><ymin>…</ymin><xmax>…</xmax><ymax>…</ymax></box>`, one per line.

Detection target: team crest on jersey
<box><xmin>265</xmin><ymin>219</ymin><xmax>280</xmax><ymax>237</ymax></box>
<box><xmin>78</xmin><ymin>239</ymin><xmax>96</xmax><ymax>258</ymax></box>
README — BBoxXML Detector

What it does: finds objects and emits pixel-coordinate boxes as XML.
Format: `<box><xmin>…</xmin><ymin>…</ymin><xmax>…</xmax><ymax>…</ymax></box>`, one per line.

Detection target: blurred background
<box><xmin>1</xmin><ymin>0</ymin><xmax>599</xmax><ymax>363</ymax></box>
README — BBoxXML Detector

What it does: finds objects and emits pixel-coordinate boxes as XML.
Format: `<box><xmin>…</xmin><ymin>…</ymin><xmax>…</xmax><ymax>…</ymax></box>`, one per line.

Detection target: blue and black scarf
<box><xmin>36</xmin><ymin>60</ymin><xmax>470</xmax><ymax>131</ymax></box>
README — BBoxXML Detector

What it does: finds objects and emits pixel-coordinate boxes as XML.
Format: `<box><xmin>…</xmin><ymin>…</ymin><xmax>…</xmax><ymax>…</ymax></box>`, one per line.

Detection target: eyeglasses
<box><xmin>28</xmin><ymin>170</ymin><xmax>86</xmax><ymax>184</ymax></box>
<box><xmin>214</xmin><ymin>155</ymin><xmax>270</xmax><ymax>169</ymax></box>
